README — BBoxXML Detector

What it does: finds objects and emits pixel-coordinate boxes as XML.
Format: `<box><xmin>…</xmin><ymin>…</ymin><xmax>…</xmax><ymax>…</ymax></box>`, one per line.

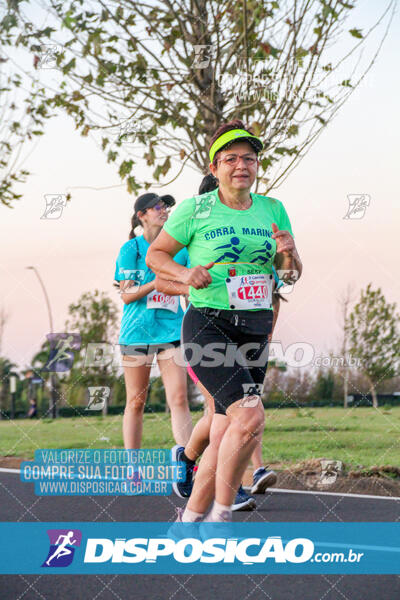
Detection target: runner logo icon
<box><xmin>42</xmin><ymin>529</ymin><xmax>82</xmax><ymax>567</ymax></box>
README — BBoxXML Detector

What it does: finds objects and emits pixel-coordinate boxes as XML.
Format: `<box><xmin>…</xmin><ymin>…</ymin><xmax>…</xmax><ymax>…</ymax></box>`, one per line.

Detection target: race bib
<box><xmin>146</xmin><ymin>291</ymin><xmax>179</xmax><ymax>313</ymax></box>
<box><xmin>225</xmin><ymin>273</ymin><xmax>273</xmax><ymax>309</ymax></box>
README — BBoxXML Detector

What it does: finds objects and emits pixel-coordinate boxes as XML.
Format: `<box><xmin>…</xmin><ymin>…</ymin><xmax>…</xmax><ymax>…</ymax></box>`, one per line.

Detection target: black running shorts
<box><xmin>120</xmin><ymin>339</ymin><xmax>180</xmax><ymax>356</ymax></box>
<box><xmin>182</xmin><ymin>304</ymin><xmax>273</xmax><ymax>415</ymax></box>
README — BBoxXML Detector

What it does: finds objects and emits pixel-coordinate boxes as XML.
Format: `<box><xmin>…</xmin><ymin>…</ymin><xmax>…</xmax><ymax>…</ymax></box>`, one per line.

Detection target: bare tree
<box><xmin>0</xmin><ymin>33</ymin><xmax>51</xmax><ymax>207</ymax></box>
<box><xmin>0</xmin><ymin>0</ymin><xmax>395</xmax><ymax>204</ymax></box>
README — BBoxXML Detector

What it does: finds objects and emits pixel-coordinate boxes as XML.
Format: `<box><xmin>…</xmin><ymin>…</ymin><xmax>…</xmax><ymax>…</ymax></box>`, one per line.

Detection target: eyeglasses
<box><xmin>217</xmin><ymin>154</ymin><xmax>258</xmax><ymax>167</ymax></box>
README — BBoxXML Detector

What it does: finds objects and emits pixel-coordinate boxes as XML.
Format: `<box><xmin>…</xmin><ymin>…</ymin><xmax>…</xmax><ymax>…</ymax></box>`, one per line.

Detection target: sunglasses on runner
<box><xmin>141</xmin><ymin>202</ymin><xmax>169</xmax><ymax>215</ymax></box>
<box><xmin>151</xmin><ymin>202</ymin><xmax>170</xmax><ymax>212</ymax></box>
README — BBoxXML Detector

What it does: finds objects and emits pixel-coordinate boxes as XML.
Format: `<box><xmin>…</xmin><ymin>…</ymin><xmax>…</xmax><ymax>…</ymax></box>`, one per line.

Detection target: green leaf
<box><xmin>349</xmin><ymin>28</ymin><xmax>363</xmax><ymax>39</ymax></box>
<box><xmin>145</xmin><ymin>145</ymin><xmax>156</xmax><ymax>166</ymax></box>
<box><xmin>62</xmin><ymin>57</ymin><xmax>76</xmax><ymax>75</ymax></box>
<box><xmin>295</xmin><ymin>47</ymin><xmax>308</xmax><ymax>66</ymax></box>
<box><xmin>260</xmin><ymin>157</ymin><xmax>272</xmax><ymax>170</ymax></box>
<box><xmin>287</xmin><ymin>124</ymin><xmax>299</xmax><ymax>137</ymax></box>
<box><xmin>72</xmin><ymin>90</ymin><xmax>84</xmax><ymax>101</ymax></box>
<box><xmin>118</xmin><ymin>159</ymin><xmax>134</xmax><ymax>178</ymax></box>
<box><xmin>161</xmin><ymin>156</ymin><xmax>171</xmax><ymax>176</ymax></box>
<box><xmin>153</xmin><ymin>165</ymin><xmax>162</xmax><ymax>181</ymax></box>
<box><xmin>62</xmin><ymin>12</ymin><xmax>75</xmax><ymax>29</ymax></box>
<box><xmin>127</xmin><ymin>177</ymin><xmax>140</xmax><ymax>194</ymax></box>
<box><xmin>107</xmin><ymin>150</ymin><xmax>117</xmax><ymax>163</ymax></box>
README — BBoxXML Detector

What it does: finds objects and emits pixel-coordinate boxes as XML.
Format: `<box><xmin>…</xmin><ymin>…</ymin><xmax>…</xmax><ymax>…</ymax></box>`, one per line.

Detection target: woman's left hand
<box><xmin>271</xmin><ymin>223</ymin><xmax>295</xmax><ymax>255</ymax></box>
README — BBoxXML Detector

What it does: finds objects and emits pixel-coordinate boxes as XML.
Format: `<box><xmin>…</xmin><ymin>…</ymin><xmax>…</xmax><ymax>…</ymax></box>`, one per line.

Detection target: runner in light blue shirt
<box><xmin>115</xmin><ymin>235</ymin><xmax>189</xmax><ymax>346</ymax></box>
<box><xmin>114</xmin><ymin>192</ymin><xmax>193</xmax><ymax>450</ymax></box>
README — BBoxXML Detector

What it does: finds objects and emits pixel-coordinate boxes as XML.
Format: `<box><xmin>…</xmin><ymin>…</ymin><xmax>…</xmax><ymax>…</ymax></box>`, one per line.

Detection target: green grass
<box><xmin>0</xmin><ymin>407</ymin><xmax>399</xmax><ymax>469</ymax></box>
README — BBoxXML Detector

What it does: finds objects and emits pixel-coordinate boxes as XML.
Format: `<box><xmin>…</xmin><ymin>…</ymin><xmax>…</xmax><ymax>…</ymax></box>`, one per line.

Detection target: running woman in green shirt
<box><xmin>147</xmin><ymin>119</ymin><xmax>302</xmax><ymax>522</ymax></box>
<box><xmin>166</xmin><ymin>173</ymin><xmax>281</xmax><ymax>511</ymax></box>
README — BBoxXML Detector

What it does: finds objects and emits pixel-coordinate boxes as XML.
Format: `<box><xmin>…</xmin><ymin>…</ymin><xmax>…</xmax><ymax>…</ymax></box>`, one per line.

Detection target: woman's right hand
<box><xmin>182</xmin><ymin>262</ymin><xmax>214</xmax><ymax>289</ymax></box>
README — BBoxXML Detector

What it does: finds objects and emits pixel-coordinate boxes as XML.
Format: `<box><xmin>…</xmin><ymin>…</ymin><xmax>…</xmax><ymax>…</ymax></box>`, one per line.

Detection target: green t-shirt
<box><xmin>163</xmin><ymin>187</ymin><xmax>294</xmax><ymax>310</ymax></box>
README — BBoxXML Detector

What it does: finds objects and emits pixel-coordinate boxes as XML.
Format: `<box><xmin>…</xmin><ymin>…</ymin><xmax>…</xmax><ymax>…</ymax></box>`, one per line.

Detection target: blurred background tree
<box><xmin>346</xmin><ymin>284</ymin><xmax>400</xmax><ymax>408</ymax></box>
<box><xmin>64</xmin><ymin>289</ymin><xmax>119</xmax><ymax>415</ymax></box>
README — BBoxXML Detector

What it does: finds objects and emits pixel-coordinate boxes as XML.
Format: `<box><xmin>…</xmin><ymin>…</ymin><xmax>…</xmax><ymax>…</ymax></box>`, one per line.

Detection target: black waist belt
<box><xmin>196</xmin><ymin>307</ymin><xmax>225</xmax><ymax>318</ymax></box>
<box><xmin>194</xmin><ymin>305</ymin><xmax>273</xmax><ymax>334</ymax></box>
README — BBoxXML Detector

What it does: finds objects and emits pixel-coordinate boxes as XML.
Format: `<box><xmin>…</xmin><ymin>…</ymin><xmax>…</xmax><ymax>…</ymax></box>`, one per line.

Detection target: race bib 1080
<box><xmin>146</xmin><ymin>291</ymin><xmax>179</xmax><ymax>313</ymax></box>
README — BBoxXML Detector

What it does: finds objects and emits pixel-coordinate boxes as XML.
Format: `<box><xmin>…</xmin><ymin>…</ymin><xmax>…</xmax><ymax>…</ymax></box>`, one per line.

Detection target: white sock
<box><xmin>208</xmin><ymin>501</ymin><xmax>232</xmax><ymax>522</ymax></box>
<box><xmin>182</xmin><ymin>507</ymin><xmax>204</xmax><ymax>522</ymax></box>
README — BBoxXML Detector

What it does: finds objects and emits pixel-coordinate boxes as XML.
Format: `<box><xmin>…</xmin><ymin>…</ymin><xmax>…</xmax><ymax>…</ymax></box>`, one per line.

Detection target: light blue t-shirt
<box><xmin>114</xmin><ymin>236</ymin><xmax>189</xmax><ymax>345</ymax></box>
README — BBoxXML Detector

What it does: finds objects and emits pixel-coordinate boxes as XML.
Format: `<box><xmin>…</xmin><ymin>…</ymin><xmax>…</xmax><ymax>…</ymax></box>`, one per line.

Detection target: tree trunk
<box><xmin>101</xmin><ymin>369</ymin><xmax>108</xmax><ymax>416</ymax></box>
<box><xmin>102</xmin><ymin>400</ymin><xmax>108</xmax><ymax>416</ymax></box>
<box><xmin>343</xmin><ymin>369</ymin><xmax>349</xmax><ymax>408</ymax></box>
<box><xmin>0</xmin><ymin>382</ymin><xmax>5</xmax><ymax>419</ymax></box>
<box><xmin>370</xmin><ymin>385</ymin><xmax>378</xmax><ymax>408</ymax></box>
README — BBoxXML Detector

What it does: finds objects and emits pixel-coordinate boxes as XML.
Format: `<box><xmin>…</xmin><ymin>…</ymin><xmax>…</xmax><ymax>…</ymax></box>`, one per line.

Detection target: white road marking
<box><xmin>244</xmin><ymin>486</ymin><xmax>400</xmax><ymax>501</ymax></box>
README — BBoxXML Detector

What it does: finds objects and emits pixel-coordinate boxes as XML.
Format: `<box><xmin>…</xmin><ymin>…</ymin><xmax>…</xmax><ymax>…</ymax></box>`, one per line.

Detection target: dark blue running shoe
<box><xmin>171</xmin><ymin>445</ymin><xmax>195</xmax><ymax>498</ymax></box>
<box><xmin>231</xmin><ymin>485</ymin><xmax>256</xmax><ymax>511</ymax></box>
<box><xmin>251</xmin><ymin>467</ymin><xmax>277</xmax><ymax>494</ymax></box>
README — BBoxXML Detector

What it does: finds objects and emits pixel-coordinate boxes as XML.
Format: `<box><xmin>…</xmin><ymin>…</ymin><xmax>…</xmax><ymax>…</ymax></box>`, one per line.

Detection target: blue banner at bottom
<box><xmin>0</xmin><ymin>522</ymin><xmax>398</xmax><ymax>574</ymax></box>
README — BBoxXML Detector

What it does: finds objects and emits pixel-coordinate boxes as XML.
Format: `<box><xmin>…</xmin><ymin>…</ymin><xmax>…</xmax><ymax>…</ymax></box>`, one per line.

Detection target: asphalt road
<box><xmin>0</xmin><ymin>471</ymin><xmax>399</xmax><ymax>600</ymax></box>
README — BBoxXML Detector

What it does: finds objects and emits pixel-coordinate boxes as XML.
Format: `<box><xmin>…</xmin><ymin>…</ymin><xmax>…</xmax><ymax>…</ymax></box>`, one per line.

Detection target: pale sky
<box><xmin>1</xmin><ymin>3</ymin><xmax>399</xmax><ymax>372</ymax></box>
